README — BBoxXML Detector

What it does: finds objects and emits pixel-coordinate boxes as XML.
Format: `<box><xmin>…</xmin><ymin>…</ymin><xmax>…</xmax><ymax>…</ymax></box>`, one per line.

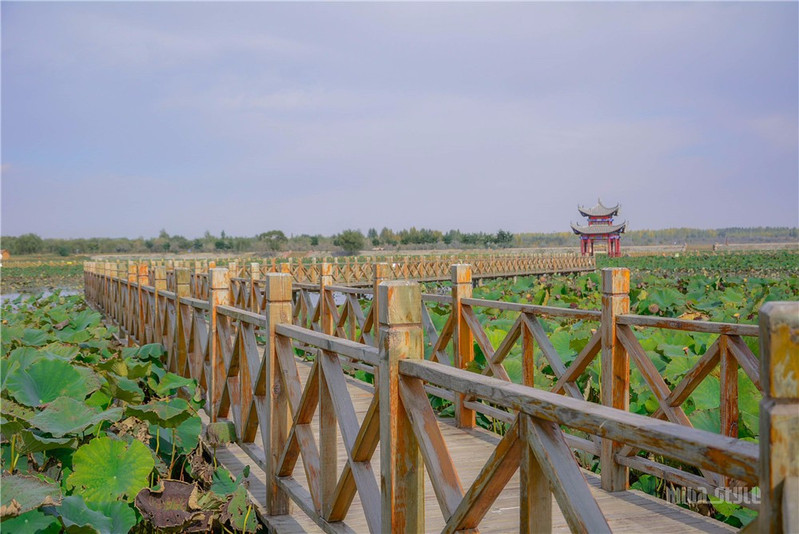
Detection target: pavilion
<box><xmin>571</xmin><ymin>199</ymin><xmax>627</xmax><ymax>257</ymax></box>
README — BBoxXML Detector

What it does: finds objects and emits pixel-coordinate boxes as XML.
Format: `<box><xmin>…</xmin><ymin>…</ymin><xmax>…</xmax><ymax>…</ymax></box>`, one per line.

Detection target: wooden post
<box><xmin>250</xmin><ymin>262</ymin><xmax>261</xmax><ymax>312</ymax></box>
<box><xmin>759</xmin><ymin>301</ymin><xmax>799</xmax><ymax>534</ymax></box>
<box><xmin>153</xmin><ymin>266</ymin><xmax>166</xmax><ymax>346</ymax></box>
<box><xmin>171</xmin><ymin>268</ymin><xmax>191</xmax><ymax>376</ymax></box>
<box><xmin>372</xmin><ymin>263</ymin><xmax>390</xmax><ymax>346</ymax></box>
<box><xmin>137</xmin><ymin>263</ymin><xmax>148</xmax><ymax>344</ymax></box>
<box><xmin>452</xmin><ymin>264</ymin><xmax>475</xmax><ymax>428</ymax></box>
<box><xmin>379</xmin><ymin>281</ymin><xmax>424</xmax><ymax>532</ymax></box>
<box><xmin>207</xmin><ymin>268</ymin><xmax>230</xmax><ymax>422</ymax></box>
<box><xmin>600</xmin><ymin>268</ymin><xmax>630</xmax><ymax>492</ymax></box>
<box><xmin>175</xmin><ymin>268</ymin><xmax>191</xmax><ymax>298</ymax></box>
<box><xmin>263</xmin><ymin>273</ymin><xmax>293</xmax><ymax>515</ymax></box>
<box><xmin>520</xmin><ymin>414</ymin><xmax>551</xmax><ymax>533</ymax></box>
<box><xmin>318</xmin><ymin>262</ymin><xmax>338</xmax><ymax>516</ymax></box>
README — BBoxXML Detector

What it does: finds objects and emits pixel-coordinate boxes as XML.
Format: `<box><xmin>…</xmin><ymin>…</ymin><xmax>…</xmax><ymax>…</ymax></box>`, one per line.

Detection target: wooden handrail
<box><xmin>462</xmin><ymin>297</ymin><xmax>602</xmax><ymax>320</ymax></box>
<box><xmin>617</xmin><ymin>313</ymin><xmax>760</xmax><ymax>336</ymax></box>
<box><xmin>398</xmin><ymin>358</ymin><xmax>759</xmax><ymax>484</ymax></box>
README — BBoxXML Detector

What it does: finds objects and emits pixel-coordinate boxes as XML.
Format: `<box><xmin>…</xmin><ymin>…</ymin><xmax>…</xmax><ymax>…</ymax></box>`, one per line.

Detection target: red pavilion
<box><xmin>571</xmin><ymin>199</ymin><xmax>627</xmax><ymax>257</ymax></box>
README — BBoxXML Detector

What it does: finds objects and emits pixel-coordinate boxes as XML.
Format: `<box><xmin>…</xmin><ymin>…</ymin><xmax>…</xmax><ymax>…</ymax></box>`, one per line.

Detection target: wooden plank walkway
<box><xmin>203</xmin><ymin>358</ymin><xmax>733</xmax><ymax>533</ymax></box>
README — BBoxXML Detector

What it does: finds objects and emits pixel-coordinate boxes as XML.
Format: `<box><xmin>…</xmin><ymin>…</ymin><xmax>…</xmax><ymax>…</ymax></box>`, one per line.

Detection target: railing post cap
<box><xmin>175</xmin><ymin>267</ymin><xmax>191</xmax><ymax>283</ymax></box>
<box><xmin>379</xmin><ymin>281</ymin><xmax>421</xmax><ymax>325</ymax></box>
<box><xmin>209</xmin><ymin>267</ymin><xmax>230</xmax><ymax>289</ymax></box>
<box><xmin>320</xmin><ymin>262</ymin><xmax>333</xmax><ymax>276</ymax></box>
<box><xmin>601</xmin><ymin>267</ymin><xmax>629</xmax><ymax>294</ymax></box>
<box><xmin>451</xmin><ymin>263</ymin><xmax>472</xmax><ymax>282</ymax></box>
<box><xmin>264</xmin><ymin>272</ymin><xmax>292</xmax><ymax>300</ymax></box>
<box><xmin>760</xmin><ymin>301</ymin><xmax>799</xmax><ymax>399</ymax></box>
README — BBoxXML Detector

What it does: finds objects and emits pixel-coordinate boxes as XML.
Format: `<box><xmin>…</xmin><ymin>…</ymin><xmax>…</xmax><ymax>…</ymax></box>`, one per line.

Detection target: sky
<box><xmin>2</xmin><ymin>1</ymin><xmax>797</xmax><ymax>239</ymax></box>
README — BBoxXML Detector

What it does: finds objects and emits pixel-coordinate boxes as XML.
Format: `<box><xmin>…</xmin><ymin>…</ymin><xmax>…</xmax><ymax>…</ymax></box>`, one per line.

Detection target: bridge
<box><xmin>83</xmin><ymin>260</ymin><xmax>798</xmax><ymax>533</ymax></box>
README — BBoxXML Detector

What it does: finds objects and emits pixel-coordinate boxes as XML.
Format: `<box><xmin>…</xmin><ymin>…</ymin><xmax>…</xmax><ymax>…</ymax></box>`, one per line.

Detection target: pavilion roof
<box><xmin>571</xmin><ymin>221</ymin><xmax>627</xmax><ymax>235</ymax></box>
<box><xmin>578</xmin><ymin>199</ymin><xmax>620</xmax><ymax>218</ymax></box>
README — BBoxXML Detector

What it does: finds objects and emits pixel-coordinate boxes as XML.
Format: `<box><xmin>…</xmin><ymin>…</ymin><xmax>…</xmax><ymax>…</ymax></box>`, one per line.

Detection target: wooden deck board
<box><xmin>204</xmin><ymin>358</ymin><xmax>735</xmax><ymax>533</ymax></box>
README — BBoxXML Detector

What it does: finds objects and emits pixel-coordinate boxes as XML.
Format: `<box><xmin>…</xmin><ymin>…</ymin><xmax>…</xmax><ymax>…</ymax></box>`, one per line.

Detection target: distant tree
<box><xmin>334</xmin><ymin>229</ymin><xmax>365</xmax><ymax>255</ymax></box>
<box><xmin>379</xmin><ymin>227</ymin><xmax>397</xmax><ymax>246</ymax></box>
<box><xmin>171</xmin><ymin>235</ymin><xmax>190</xmax><ymax>251</ymax></box>
<box><xmin>496</xmin><ymin>229</ymin><xmax>514</xmax><ymax>247</ymax></box>
<box><xmin>215</xmin><ymin>239</ymin><xmax>231</xmax><ymax>250</ymax></box>
<box><xmin>310</xmin><ymin>235</ymin><xmax>319</xmax><ymax>246</ymax></box>
<box><xmin>258</xmin><ymin>230</ymin><xmax>288</xmax><ymax>251</ymax></box>
<box><xmin>15</xmin><ymin>233</ymin><xmax>43</xmax><ymax>254</ymax></box>
<box><xmin>144</xmin><ymin>240</ymin><xmax>155</xmax><ymax>251</ymax></box>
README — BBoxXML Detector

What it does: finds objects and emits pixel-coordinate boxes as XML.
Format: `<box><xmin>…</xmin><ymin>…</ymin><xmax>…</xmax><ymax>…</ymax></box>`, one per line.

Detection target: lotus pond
<box><xmin>0</xmin><ymin>292</ymin><xmax>261</xmax><ymax>533</ymax></box>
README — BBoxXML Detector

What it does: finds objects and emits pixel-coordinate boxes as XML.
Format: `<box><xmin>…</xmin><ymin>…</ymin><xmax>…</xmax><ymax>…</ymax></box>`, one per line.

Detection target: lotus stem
<box><xmin>241</xmin><ymin>504</ymin><xmax>253</xmax><ymax>534</ymax></box>
<box><xmin>168</xmin><ymin>428</ymin><xmax>177</xmax><ymax>476</ymax></box>
<box><xmin>9</xmin><ymin>434</ymin><xmax>19</xmax><ymax>472</ymax></box>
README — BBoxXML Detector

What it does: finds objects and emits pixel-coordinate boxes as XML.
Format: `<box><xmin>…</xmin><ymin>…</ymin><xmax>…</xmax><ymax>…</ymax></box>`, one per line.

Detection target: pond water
<box><xmin>1</xmin><ymin>288</ymin><xmax>82</xmax><ymax>304</ymax></box>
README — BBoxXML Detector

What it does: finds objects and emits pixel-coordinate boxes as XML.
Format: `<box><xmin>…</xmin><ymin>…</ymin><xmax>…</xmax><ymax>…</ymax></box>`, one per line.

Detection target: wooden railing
<box><xmin>83</xmin><ymin>261</ymin><xmax>798</xmax><ymax>533</ymax></box>
<box><xmin>87</xmin><ymin>252</ymin><xmax>594</xmax><ymax>294</ymax></box>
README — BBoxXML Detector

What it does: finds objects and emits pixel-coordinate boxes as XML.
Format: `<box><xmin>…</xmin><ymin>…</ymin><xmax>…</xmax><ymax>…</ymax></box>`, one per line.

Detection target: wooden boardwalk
<box><xmin>207</xmin><ymin>359</ymin><xmax>733</xmax><ymax>533</ymax></box>
<box><xmin>85</xmin><ymin>261</ymin><xmax>799</xmax><ymax>533</ymax></box>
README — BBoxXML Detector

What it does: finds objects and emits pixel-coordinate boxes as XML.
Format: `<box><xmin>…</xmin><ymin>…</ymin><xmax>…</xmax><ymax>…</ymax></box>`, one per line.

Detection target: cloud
<box><xmin>1</xmin><ymin>2</ymin><xmax>796</xmax><ymax>238</ymax></box>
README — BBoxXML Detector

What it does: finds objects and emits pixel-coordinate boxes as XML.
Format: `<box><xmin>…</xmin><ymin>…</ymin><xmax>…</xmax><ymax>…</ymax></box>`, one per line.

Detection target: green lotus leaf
<box><xmin>126</xmin><ymin>398</ymin><xmax>192</xmax><ymax>428</ymax></box>
<box><xmin>69</xmin><ymin>310</ymin><xmax>102</xmax><ymax>331</ymax></box>
<box><xmin>0</xmin><ymin>508</ymin><xmax>61</xmax><ymax>533</ymax></box>
<box><xmin>88</xmin><ymin>500</ymin><xmax>137</xmax><ymax>534</ymax></box>
<box><xmin>123</xmin><ymin>358</ymin><xmax>151</xmax><ymax>379</ymax></box>
<box><xmin>502</xmin><ymin>358</ymin><xmax>523</xmax><ymax>384</ymax></box>
<box><xmin>224</xmin><ymin>485</ymin><xmax>258</xmax><ymax>532</ymax></box>
<box><xmin>21</xmin><ymin>329</ymin><xmax>50</xmax><ymax>347</ymax></box>
<box><xmin>55</xmin><ymin>329</ymin><xmax>92</xmax><ymax>344</ymax></box>
<box><xmin>150</xmin><ymin>414</ymin><xmax>202</xmax><ymax>457</ymax></box>
<box><xmin>74</xmin><ymin>366</ymin><xmax>104</xmax><ymax>395</ymax></box>
<box><xmin>17</xmin><ymin>429</ymin><xmax>78</xmax><ymax>454</ymax></box>
<box><xmin>1</xmin><ymin>398</ymin><xmax>35</xmax><ymax>434</ymax></box>
<box><xmin>1</xmin><ymin>359</ymin><xmax>21</xmax><ymax>392</ymax></box>
<box><xmin>58</xmin><ymin>495</ymin><xmax>113</xmax><ymax>534</ymax></box>
<box><xmin>67</xmin><ymin>437</ymin><xmax>154</xmax><ymax>504</ymax></box>
<box><xmin>6</xmin><ymin>358</ymin><xmax>91</xmax><ymax>407</ymax></box>
<box><xmin>0</xmin><ymin>474</ymin><xmax>62</xmax><ymax>517</ymax></box>
<box><xmin>30</xmin><ymin>397</ymin><xmax>123</xmax><ymax>438</ymax></box>
<box><xmin>689</xmin><ymin>376</ymin><xmax>720</xmax><ymax>411</ymax></box>
<box><xmin>0</xmin><ymin>397</ymin><xmax>35</xmax><ymax>423</ymax></box>
<box><xmin>42</xmin><ymin>344</ymin><xmax>81</xmax><ymax>360</ymax></box>
<box><xmin>96</xmin><ymin>357</ymin><xmax>128</xmax><ymax>376</ymax></box>
<box><xmin>134</xmin><ymin>343</ymin><xmax>165</xmax><ymax>362</ymax></box>
<box><xmin>1</xmin><ymin>325</ymin><xmax>24</xmax><ymax>350</ymax></box>
<box><xmin>7</xmin><ymin>347</ymin><xmax>45</xmax><ymax>370</ymax></box>
<box><xmin>210</xmin><ymin>466</ymin><xmax>239</xmax><ymax>496</ymax></box>
<box><xmin>85</xmin><ymin>390</ymin><xmax>112</xmax><ymax>410</ymax></box>
<box><xmin>46</xmin><ymin>307</ymin><xmax>70</xmax><ymax>325</ymax></box>
<box><xmin>148</xmin><ymin>372</ymin><xmax>196</xmax><ymax>397</ymax></box>
<box><xmin>121</xmin><ymin>343</ymin><xmax>163</xmax><ymax>362</ymax></box>
<box><xmin>103</xmin><ymin>374</ymin><xmax>144</xmax><ymax>404</ymax></box>
<box><xmin>689</xmin><ymin>408</ymin><xmax>720</xmax><ymax>434</ymax></box>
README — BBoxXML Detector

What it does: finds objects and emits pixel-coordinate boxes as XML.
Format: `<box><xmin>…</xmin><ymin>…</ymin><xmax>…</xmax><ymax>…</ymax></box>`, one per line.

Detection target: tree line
<box><xmin>2</xmin><ymin>226</ymin><xmax>795</xmax><ymax>257</ymax></box>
